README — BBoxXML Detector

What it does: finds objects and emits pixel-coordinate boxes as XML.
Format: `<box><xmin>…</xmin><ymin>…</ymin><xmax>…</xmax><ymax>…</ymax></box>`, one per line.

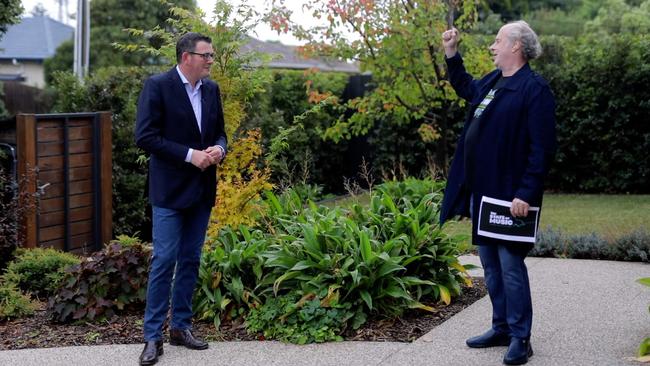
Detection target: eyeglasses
<box><xmin>188</xmin><ymin>51</ymin><xmax>215</xmax><ymax>60</ymax></box>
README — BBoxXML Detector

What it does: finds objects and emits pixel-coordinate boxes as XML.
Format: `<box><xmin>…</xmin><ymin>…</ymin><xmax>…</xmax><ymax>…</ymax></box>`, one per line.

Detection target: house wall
<box><xmin>0</xmin><ymin>60</ymin><xmax>45</xmax><ymax>88</ymax></box>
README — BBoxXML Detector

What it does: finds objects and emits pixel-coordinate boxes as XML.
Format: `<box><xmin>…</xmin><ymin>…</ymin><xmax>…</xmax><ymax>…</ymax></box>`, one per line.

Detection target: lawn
<box><xmin>328</xmin><ymin>193</ymin><xmax>650</xmax><ymax>247</ymax></box>
<box><xmin>443</xmin><ymin>194</ymin><xmax>650</xmax><ymax>240</ymax></box>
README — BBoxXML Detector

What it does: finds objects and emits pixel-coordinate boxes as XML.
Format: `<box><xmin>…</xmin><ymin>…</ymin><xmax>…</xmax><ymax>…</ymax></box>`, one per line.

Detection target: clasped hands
<box><xmin>191</xmin><ymin>145</ymin><xmax>224</xmax><ymax>171</ymax></box>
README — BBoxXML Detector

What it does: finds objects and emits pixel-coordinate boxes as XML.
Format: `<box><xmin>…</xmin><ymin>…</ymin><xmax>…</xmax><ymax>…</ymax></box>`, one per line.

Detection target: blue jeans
<box><xmin>143</xmin><ymin>204</ymin><xmax>212</xmax><ymax>341</ymax></box>
<box><xmin>471</xmin><ymin>195</ymin><xmax>533</xmax><ymax>339</ymax></box>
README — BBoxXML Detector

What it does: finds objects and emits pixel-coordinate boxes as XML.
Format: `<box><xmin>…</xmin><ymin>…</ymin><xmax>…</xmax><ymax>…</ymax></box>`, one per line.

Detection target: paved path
<box><xmin>1</xmin><ymin>256</ymin><xmax>648</xmax><ymax>366</ymax></box>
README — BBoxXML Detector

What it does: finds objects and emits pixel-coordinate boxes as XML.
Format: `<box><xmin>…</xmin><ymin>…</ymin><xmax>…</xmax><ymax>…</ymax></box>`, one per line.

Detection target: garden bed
<box><xmin>0</xmin><ymin>279</ymin><xmax>485</xmax><ymax>350</ymax></box>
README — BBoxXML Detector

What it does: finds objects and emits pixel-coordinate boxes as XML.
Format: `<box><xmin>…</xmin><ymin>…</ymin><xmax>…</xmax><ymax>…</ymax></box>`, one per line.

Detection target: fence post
<box><xmin>16</xmin><ymin>114</ymin><xmax>37</xmax><ymax>247</ymax></box>
<box><xmin>99</xmin><ymin>112</ymin><xmax>112</xmax><ymax>246</ymax></box>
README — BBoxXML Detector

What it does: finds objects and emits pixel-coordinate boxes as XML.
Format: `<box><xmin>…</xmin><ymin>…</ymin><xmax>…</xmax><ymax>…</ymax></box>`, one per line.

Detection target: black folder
<box><xmin>477</xmin><ymin>196</ymin><xmax>540</xmax><ymax>243</ymax></box>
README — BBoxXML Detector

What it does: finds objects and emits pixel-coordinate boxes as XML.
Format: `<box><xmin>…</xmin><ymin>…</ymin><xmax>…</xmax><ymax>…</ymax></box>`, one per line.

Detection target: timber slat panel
<box><xmin>40</xmin><ymin>211</ymin><xmax>64</xmax><ymax>227</ymax></box>
<box><xmin>69</xmin><ymin>193</ymin><xmax>93</xmax><ymax>208</ymax></box>
<box><xmin>38</xmin><ymin>170</ymin><xmax>64</xmax><ymax>184</ymax></box>
<box><xmin>38</xmin><ymin>220</ymin><xmax>93</xmax><ymax>242</ymax></box>
<box><xmin>39</xmin><ymin>206</ymin><xmax>94</xmax><ymax>227</ymax></box>
<box><xmin>39</xmin><ymin>225</ymin><xmax>64</xmax><ymax>242</ymax></box>
<box><xmin>16</xmin><ymin>113</ymin><xmax>112</xmax><ymax>253</ymax></box>
<box><xmin>38</xmin><ymin>119</ymin><xmax>89</xmax><ymax>128</ymax></box>
<box><xmin>40</xmin><ymin>239</ymin><xmax>65</xmax><ymax>251</ymax></box>
<box><xmin>69</xmin><ymin>206</ymin><xmax>94</xmax><ymax>222</ymax></box>
<box><xmin>37</xmin><ymin>125</ymin><xmax>93</xmax><ymax>142</ymax></box>
<box><xmin>38</xmin><ymin>153</ymin><xmax>93</xmax><ymax>171</ymax></box>
<box><xmin>40</xmin><ymin>197</ymin><xmax>64</xmax><ymax>213</ymax></box>
<box><xmin>41</xmin><ymin>180</ymin><xmax>93</xmax><ymax>199</ymax></box>
<box><xmin>70</xmin><ymin>221</ymin><xmax>93</xmax><ymax>236</ymax></box>
<box><xmin>38</xmin><ymin>140</ymin><xmax>92</xmax><ymax>157</ymax></box>
<box><xmin>38</xmin><ymin>155</ymin><xmax>63</xmax><ymax>171</ymax></box>
<box><xmin>69</xmin><ymin>153</ymin><xmax>93</xmax><ymax>168</ymax></box>
<box><xmin>69</xmin><ymin>167</ymin><xmax>92</xmax><ymax>181</ymax></box>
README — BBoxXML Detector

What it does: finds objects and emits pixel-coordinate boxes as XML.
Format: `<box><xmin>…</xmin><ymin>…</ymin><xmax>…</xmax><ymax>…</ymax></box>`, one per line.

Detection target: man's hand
<box><xmin>190</xmin><ymin>150</ymin><xmax>215</xmax><ymax>170</ymax></box>
<box><xmin>442</xmin><ymin>27</ymin><xmax>460</xmax><ymax>58</ymax></box>
<box><xmin>204</xmin><ymin>145</ymin><xmax>224</xmax><ymax>164</ymax></box>
<box><xmin>511</xmin><ymin>198</ymin><xmax>530</xmax><ymax>218</ymax></box>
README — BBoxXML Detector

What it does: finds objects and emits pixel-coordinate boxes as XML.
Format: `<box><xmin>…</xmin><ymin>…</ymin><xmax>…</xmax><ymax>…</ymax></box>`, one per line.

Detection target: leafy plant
<box><xmin>193</xmin><ymin>226</ymin><xmax>268</xmax><ymax>329</ymax></box>
<box><xmin>0</xmin><ymin>167</ymin><xmax>41</xmax><ymax>272</ymax></box>
<box><xmin>0</xmin><ymin>282</ymin><xmax>34</xmax><ymax>321</ymax></box>
<box><xmin>261</xmin><ymin>189</ymin><xmax>471</xmax><ymax>322</ymax></box>
<box><xmin>194</xmin><ymin>181</ymin><xmax>471</xmax><ymax>343</ymax></box>
<box><xmin>637</xmin><ymin>277</ymin><xmax>650</xmax><ymax>360</ymax></box>
<box><xmin>246</xmin><ymin>288</ymin><xmax>354</xmax><ymax>344</ymax></box>
<box><xmin>1</xmin><ymin>248</ymin><xmax>80</xmax><ymax>298</ymax></box>
<box><xmin>48</xmin><ymin>242</ymin><xmax>151</xmax><ymax>322</ymax></box>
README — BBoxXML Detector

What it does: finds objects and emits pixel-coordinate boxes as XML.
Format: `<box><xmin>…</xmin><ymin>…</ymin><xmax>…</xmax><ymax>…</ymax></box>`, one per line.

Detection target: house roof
<box><xmin>0</xmin><ymin>16</ymin><xmax>74</xmax><ymax>61</ymax></box>
<box><xmin>242</xmin><ymin>37</ymin><xmax>359</xmax><ymax>73</ymax></box>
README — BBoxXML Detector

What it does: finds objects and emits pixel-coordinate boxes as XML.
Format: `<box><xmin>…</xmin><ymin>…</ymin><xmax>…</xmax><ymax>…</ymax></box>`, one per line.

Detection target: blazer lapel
<box><xmin>200</xmin><ymin>81</ymin><xmax>210</xmax><ymax>143</ymax></box>
<box><xmin>167</xmin><ymin>68</ymin><xmax>201</xmax><ymax>138</ymax></box>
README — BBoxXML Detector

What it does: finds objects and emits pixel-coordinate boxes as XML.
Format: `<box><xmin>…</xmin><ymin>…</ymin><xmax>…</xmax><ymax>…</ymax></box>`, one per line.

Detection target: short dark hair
<box><xmin>176</xmin><ymin>32</ymin><xmax>212</xmax><ymax>63</ymax></box>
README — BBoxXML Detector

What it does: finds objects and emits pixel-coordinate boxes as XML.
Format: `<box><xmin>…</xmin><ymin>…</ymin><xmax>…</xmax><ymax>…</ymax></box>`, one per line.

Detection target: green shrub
<box><xmin>530</xmin><ymin>226</ymin><xmax>565</xmax><ymax>258</ymax></box>
<box><xmin>194</xmin><ymin>182</ymin><xmax>471</xmax><ymax>343</ymax></box>
<box><xmin>243</xmin><ymin>69</ymin><xmax>351</xmax><ymax>192</ymax></box>
<box><xmin>531</xmin><ymin>227</ymin><xmax>650</xmax><ymax>262</ymax></box>
<box><xmin>613</xmin><ymin>230</ymin><xmax>650</xmax><ymax>262</ymax></box>
<box><xmin>1</xmin><ymin>248</ymin><xmax>80</xmax><ymax>298</ymax></box>
<box><xmin>0</xmin><ymin>283</ymin><xmax>35</xmax><ymax>320</ymax></box>
<box><xmin>48</xmin><ymin>241</ymin><xmax>151</xmax><ymax>322</ymax></box>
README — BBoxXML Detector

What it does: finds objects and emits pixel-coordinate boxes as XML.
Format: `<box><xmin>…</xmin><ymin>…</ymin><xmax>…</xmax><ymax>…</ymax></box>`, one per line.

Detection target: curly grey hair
<box><xmin>506</xmin><ymin>20</ymin><xmax>542</xmax><ymax>60</ymax></box>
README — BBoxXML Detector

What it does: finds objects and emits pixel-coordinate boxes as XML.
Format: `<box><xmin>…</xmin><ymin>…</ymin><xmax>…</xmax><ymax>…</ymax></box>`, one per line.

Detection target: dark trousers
<box><xmin>470</xmin><ymin>194</ymin><xmax>533</xmax><ymax>339</ymax></box>
<box><xmin>143</xmin><ymin>204</ymin><xmax>212</xmax><ymax>341</ymax></box>
<box><xmin>477</xmin><ymin>244</ymin><xmax>533</xmax><ymax>339</ymax></box>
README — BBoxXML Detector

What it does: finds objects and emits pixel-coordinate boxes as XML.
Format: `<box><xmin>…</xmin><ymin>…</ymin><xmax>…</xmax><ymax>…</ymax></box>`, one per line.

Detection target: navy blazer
<box><xmin>439</xmin><ymin>53</ymin><xmax>556</xmax><ymax>246</ymax></box>
<box><xmin>135</xmin><ymin>67</ymin><xmax>227</xmax><ymax>209</ymax></box>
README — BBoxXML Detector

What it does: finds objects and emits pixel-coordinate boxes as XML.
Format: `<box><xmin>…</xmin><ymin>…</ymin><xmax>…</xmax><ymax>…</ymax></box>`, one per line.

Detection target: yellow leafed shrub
<box><xmin>207</xmin><ymin>129</ymin><xmax>273</xmax><ymax>237</ymax></box>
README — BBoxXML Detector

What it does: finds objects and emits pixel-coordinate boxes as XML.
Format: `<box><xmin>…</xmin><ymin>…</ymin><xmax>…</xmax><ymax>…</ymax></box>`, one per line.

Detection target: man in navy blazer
<box><xmin>135</xmin><ymin>32</ymin><xmax>227</xmax><ymax>366</ymax></box>
<box><xmin>440</xmin><ymin>21</ymin><xmax>556</xmax><ymax>365</ymax></box>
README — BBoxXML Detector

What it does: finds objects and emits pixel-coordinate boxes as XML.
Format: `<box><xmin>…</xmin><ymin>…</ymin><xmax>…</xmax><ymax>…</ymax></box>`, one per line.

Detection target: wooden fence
<box><xmin>0</xmin><ymin>112</ymin><xmax>112</xmax><ymax>253</ymax></box>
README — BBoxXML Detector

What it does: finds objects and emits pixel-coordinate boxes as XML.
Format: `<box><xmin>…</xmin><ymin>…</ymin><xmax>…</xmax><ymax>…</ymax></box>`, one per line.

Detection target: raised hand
<box><xmin>442</xmin><ymin>27</ymin><xmax>460</xmax><ymax>58</ymax></box>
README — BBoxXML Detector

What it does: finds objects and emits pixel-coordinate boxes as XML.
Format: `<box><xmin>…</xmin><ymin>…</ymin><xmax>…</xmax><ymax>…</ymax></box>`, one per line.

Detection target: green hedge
<box><xmin>533</xmin><ymin>34</ymin><xmax>650</xmax><ymax>193</ymax></box>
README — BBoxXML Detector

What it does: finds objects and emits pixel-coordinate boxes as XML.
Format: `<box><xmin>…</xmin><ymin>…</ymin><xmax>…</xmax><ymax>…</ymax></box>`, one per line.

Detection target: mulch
<box><xmin>0</xmin><ymin>279</ymin><xmax>486</xmax><ymax>350</ymax></box>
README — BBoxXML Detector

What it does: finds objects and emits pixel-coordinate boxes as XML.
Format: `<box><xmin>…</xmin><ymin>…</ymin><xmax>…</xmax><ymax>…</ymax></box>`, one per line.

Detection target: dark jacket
<box><xmin>135</xmin><ymin>67</ymin><xmax>227</xmax><ymax>209</ymax></box>
<box><xmin>439</xmin><ymin>53</ymin><xmax>556</xmax><ymax>246</ymax></box>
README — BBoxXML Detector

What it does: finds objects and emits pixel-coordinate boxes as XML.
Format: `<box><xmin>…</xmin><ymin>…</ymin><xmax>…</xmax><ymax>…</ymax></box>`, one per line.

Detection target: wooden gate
<box><xmin>5</xmin><ymin>112</ymin><xmax>112</xmax><ymax>253</ymax></box>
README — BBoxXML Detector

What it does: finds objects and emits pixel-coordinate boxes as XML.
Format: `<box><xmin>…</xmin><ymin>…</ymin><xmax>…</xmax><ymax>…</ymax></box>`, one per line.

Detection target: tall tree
<box><xmin>0</xmin><ymin>0</ymin><xmax>23</xmax><ymax>117</ymax></box>
<box><xmin>0</xmin><ymin>0</ymin><xmax>23</xmax><ymax>39</ymax></box>
<box><xmin>44</xmin><ymin>0</ymin><xmax>195</xmax><ymax>83</ymax></box>
<box><xmin>267</xmin><ymin>0</ymin><xmax>492</xmax><ymax>170</ymax></box>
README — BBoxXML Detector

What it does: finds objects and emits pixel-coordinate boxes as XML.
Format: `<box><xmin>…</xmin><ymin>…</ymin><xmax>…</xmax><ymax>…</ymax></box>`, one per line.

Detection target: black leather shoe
<box><xmin>503</xmin><ymin>337</ymin><xmax>533</xmax><ymax>365</ymax></box>
<box><xmin>466</xmin><ymin>329</ymin><xmax>511</xmax><ymax>348</ymax></box>
<box><xmin>139</xmin><ymin>340</ymin><xmax>163</xmax><ymax>366</ymax></box>
<box><xmin>169</xmin><ymin>328</ymin><xmax>209</xmax><ymax>350</ymax></box>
